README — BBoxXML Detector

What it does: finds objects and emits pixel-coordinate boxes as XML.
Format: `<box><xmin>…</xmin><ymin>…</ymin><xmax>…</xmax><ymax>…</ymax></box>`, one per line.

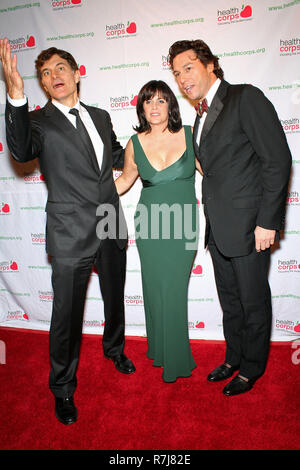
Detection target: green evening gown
<box><xmin>131</xmin><ymin>125</ymin><xmax>198</xmax><ymax>382</ymax></box>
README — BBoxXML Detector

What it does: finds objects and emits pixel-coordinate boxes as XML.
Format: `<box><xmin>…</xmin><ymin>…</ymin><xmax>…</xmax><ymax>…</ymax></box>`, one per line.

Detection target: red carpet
<box><xmin>0</xmin><ymin>327</ymin><xmax>299</xmax><ymax>450</ymax></box>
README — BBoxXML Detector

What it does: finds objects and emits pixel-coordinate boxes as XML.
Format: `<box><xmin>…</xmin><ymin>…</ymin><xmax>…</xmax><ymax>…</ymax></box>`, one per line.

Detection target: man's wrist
<box><xmin>7</xmin><ymin>92</ymin><xmax>27</xmax><ymax>106</ymax></box>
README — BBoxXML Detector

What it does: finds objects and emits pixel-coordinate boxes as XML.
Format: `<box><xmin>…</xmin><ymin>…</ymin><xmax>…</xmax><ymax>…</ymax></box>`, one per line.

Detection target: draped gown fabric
<box><xmin>131</xmin><ymin>126</ymin><xmax>198</xmax><ymax>382</ymax></box>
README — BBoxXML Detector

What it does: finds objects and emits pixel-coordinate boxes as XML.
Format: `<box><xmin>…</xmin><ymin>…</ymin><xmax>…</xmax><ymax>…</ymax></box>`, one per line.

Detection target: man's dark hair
<box><xmin>168</xmin><ymin>40</ymin><xmax>224</xmax><ymax>79</ymax></box>
<box><xmin>134</xmin><ymin>80</ymin><xmax>182</xmax><ymax>134</ymax></box>
<box><xmin>35</xmin><ymin>47</ymin><xmax>80</xmax><ymax>93</ymax></box>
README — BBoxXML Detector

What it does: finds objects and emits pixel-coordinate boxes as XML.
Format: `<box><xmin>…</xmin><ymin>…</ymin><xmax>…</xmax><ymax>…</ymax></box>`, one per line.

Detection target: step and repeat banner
<box><xmin>0</xmin><ymin>0</ymin><xmax>299</xmax><ymax>340</ymax></box>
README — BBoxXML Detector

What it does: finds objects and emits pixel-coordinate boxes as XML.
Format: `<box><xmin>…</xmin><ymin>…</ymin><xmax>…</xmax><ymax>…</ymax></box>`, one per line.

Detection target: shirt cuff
<box><xmin>7</xmin><ymin>93</ymin><xmax>27</xmax><ymax>107</ymax></box>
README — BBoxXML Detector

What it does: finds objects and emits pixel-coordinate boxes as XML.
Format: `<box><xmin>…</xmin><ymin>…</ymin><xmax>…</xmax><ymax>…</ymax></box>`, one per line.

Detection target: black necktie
<box><xmin>69</xmin><ymin>108</ymin><xmax>99</xmax><ymax>172</ymax></box>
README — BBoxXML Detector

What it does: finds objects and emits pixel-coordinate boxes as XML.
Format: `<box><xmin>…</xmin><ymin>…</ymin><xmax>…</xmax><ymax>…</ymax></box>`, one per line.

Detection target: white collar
<box><xmin>52</xmin><ymin>98</ymin><xmax>80</xmax><ymax>116</ymax></box>
<box><xmin>205</xmin><ymin>78</ymin><xmax>221</xmax><ymax>106</ymax></box>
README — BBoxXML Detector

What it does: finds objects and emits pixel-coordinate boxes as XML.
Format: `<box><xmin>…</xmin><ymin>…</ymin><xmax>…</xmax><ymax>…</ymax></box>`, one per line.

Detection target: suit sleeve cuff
<box><xmin>7</xmin><ymin>93</ymin><xmax>27</xmax><ymax>107</ymax></box>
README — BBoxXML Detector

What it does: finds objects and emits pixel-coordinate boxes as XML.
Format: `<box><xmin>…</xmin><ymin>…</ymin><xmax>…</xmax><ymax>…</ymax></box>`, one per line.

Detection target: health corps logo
<box><xmin>105</xmin><ymin>21</ymin><xmax>137</xmax><ymax>39</ymax></box>
<box><xmin>286</xmin><ymin>191</ymin><xmax>300</xmax><ymax>206</ymax></box>
<box><xmin>29</xmin><ymin>104</ymin><xmax>41</xmax><ymax>112</ymax></box>
<box><xmin>7</xmin><ymin>310</ymin><xmax>29</xmax><ymax>321</ymax></box>
<box><xmin>113</xmin><ymin>170</ymin><xmax>122</xmax><ymax>180</ymax></box>
<box><xmin>277</xmin><ymin>259</ymin><xmax>300</xmax><ymax>273</ymax></box>
<box><xmin>125</xmin><ymin>295</ymin><xmax>143</xmax><ymax>306</ymax></box>
<box><xmin>0</xmin><ymin>260</ymin><xmax>18</xmax><ymax>272</ymax></box>
<box><xmin>275</xmin><ymin>319</ymin><xmax>300</xmax><ymax>334</ymax></box>
<box><xmin>127</xmin><ymin>234</ymin><xmax>136</xmax><ymax>248</ymax></box>
<box><xmin>109</xmin><ymin>94</ymin><xmax>137</xmax><ymax>111</ymax></box>
<box><xmin>0</xmin><ymin>142</ymin><xmax>4</xmax><ymax>153</ymax></box>
<box><xmin>9</xmin><ymin>35</ymin><xmax>36</xmax><ymax>52</ymax></box>
<box><xmin>78</xmin><ymin>63</ymin><xmax>87</xmax><ymax>77</ymax></box>
<box><xmin>280</xmin><ymin>38</ymin><xmax>300</xmax><ymax>56</ymax></box>
<box><xmin>281</xmin><ymin>117</ymin><xmax>300</xmax><ymax>133</ymax></box>
<box><xmin>83</xmin><ymin>320</ymin><xmax>104</xmax><ymax>328</ymax></box>
<box><xmin>51</xmin><ymin>0</ymin><xmax>83</xmax><ymax>10</ymax></box>
<box><xmin>0</xmin><ymin>203</ymin><xmax>10</xmax><ymax>214</ymax></box>
<box><xmin>189</xmin><ymin>320</ymin><xmax>205</xmax><ymax>329</ymax></box>
<box><xmin>24</xmin><ymin>171</ymin><xmax>46</xmax><ymax>184</ymax></box>
<box><xmin>39</xmin><ymin>290</ymin><xmax>53</xmax><ymax>302</ymax></box>
<box><xmin>32</xmin><ymin>233</ymin><xmax>46</xmax><ymax>245</ymax></box>
<box><xmin>217</xmin><ymin>4</ymin><xmax>252</xmax><ymax>24</ymax></box>
<box><xmin>191</xmin><ymin>264</ymin><xmax>203</xmax><ymax>276</ymax></box>
<box><xmin>162</xmin><ymin>55</ymin><xmax>170</xmax><ymax>71</ymax></box>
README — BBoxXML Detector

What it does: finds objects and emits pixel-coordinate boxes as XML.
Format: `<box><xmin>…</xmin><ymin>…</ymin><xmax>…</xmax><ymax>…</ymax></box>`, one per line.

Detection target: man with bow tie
<box><xmin>0</xmin><ymin>38</ymin><xmax>135</xmax><ymax>425</ymax></box>
<box><xmin>169</xmin><ymin>39</ymin><xmax>291</xmax><ymax>396</ymax></box>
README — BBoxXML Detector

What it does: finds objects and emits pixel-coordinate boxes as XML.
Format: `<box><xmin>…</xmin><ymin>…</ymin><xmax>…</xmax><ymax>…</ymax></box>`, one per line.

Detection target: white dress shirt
<box><xmin>196</xmin><ymin>78</ymin><xmax>221</xmax><ymax>145</ymax></box>
<box><xmin>7</xmin><ymin>94</ymin><xmax>104</xmax><ymax>170</ymax></box>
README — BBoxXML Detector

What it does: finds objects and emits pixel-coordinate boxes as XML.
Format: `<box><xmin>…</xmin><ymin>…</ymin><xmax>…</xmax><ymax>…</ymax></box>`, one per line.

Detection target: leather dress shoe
<box><xmin>223</xmin><ymin>376</ymin><xmax>255</xmax><ymax>396</ymax></box>
<box><xmin>55</xmin><ymin>396</ymin><xmax>77</xmax><ymax>425</ymax></box>
<box><xmin>207</xmin><ymin>363</ymin><xmax>238</xmax><ymax>382</ymax></box>
<box><xmin>105</xmin><ymin>353</ymin><xmax>136</xmax><ymax>374</ymax></box>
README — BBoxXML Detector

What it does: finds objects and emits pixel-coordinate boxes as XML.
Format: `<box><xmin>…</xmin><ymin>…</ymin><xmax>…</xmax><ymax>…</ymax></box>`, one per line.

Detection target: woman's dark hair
<box><xmin>35</xmin><ymin>47</ymin><xmax>80</xmax><ymax>93</ymax></box>
<box><xmin>134</xmin><ymin>80</ymin><xmax>182</xmax><ymax>134</ymax></box>
<box><xmin>168</xmin><ymin>39</ymin><xmax>224</xmax><ymax>80</ymax></box>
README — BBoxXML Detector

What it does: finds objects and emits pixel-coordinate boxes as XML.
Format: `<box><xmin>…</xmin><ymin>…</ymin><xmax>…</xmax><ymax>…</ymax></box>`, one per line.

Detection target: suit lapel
<box><xmin>200</xmin><ymin>80</ymin><xmax>229</xmax><ymax>144</ymax></box>
<box><xmin>44</xmin><ymin>101</ymin><xmax>90</xmax><ymax>157</ymax></box>
<box><xmin>80</xmin><ymin>102</ymin><xmax>107</xmax><ymax>146</ymax></box>
<box><xmin>44</xmin><ymin>101</ymin><xmax>110</xmax><ymax>178</ymax></box>
<box><xmin>44</xmin><ymin>101</ymin><xmax>102</xmax><ymax>175</ymax></box>
<box><xmin>80</xmin><ymin>102</ymin><xmax>109</xmax><ymax>177</ymax></box>
<box><xmin>193</xmin><ymin>114</ymin><xmax>200</xmax><ymax>158</ymax></box>
<box><xmin>200</xmin><ymin>96</ymin><xmax>223</xmax><ymax>144</ymax></box>
<box><xmin>44</xmin><ymin>100</ymin><xmax>83</xmax><ymax>138</ymax></box>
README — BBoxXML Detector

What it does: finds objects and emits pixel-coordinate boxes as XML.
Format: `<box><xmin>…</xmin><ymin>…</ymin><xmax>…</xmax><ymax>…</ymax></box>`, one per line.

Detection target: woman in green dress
<box><xmin>115</xmin><ymin>80</ymin><xmax>203</xmax><ymax>382</ymax></box>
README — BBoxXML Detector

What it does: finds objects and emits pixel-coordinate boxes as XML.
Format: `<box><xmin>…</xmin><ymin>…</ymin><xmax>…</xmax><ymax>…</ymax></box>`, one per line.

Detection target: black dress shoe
<box><xmin>55</xmin><ymin>396</ymin><xmax>77</xmax><ymax>425</ymax></box>
<box><xmin>105</xmin><ymin>353</ymin><xmax>136</xmax><ymax>374</ymax></box>
<box><xmin>207</xmin><ymin>363</ymin><xmax>238</xmax><ymax>382</ymax></box>
<box><xmin>223</xmin><ymin>376</ymin><xmax>255</xmax><ymax>396</ymax></box>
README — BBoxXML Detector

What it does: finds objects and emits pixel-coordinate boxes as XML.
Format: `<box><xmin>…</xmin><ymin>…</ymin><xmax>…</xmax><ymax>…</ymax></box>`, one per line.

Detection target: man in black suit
<box><xmin>0</xmin><ymin>38</ymin><xmax>135</xmax><ymax>424</ymax></box>
<box><xmin>169</xmin><ymin>39</ymin><xmax>292</xmax><ymax>396</ymax></box>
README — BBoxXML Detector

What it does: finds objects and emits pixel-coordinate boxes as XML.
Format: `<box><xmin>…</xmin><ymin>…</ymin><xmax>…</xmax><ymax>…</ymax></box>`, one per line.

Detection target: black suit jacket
<box><xmin>193</xmin><ymin>80</ymin><xmax>292</xmax><ymax>257</ymax></box>
<box><xmin>5</xmin><ymin>99</ymin><xmax>127</xmax><ymax>257</ymax></box>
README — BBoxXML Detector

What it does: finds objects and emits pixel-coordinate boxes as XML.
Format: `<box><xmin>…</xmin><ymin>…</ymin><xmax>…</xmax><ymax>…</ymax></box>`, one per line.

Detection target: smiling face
<box><xmin>172</xmin><ymin>49</ymin><xmax>216</xmax><ymax>102</ymax></box>
<box><xmin>143</xmin><ymin>92</ymin><xmax>169</xmax><ymax>128</ymax></box>
<box><xmin>40</xmin><ymin>53</ymin><xmax>80</xmax><ymax>107</ymax></box>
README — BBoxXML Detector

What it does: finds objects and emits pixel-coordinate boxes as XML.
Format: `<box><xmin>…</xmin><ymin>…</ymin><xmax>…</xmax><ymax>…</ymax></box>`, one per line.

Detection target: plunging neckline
<box><xmin>136</xmin><ymin>126</ymin><xmax>187</xmax><ymax>173</ymax></box>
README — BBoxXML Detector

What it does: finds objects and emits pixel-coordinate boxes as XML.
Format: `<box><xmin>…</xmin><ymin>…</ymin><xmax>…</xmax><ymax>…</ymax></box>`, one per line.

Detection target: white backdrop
<box><xmin>0</xmin><ymin>0</ymin><xmax>299</xmax><ymax>340</ymax></box>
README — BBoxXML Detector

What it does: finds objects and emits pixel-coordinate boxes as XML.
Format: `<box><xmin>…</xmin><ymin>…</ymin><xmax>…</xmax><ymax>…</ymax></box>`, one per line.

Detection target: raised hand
<box><xmin>0</xmin><ymin>37</ymin><xmax>24</xmax><ymax>99</ymax></box>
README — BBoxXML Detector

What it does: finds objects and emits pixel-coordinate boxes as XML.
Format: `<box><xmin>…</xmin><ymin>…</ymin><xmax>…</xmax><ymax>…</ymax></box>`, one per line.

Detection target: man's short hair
<box><xmin>168</xmin><ymin>39</ymin><xmax>224</xmax><ymax>79</ymax></box>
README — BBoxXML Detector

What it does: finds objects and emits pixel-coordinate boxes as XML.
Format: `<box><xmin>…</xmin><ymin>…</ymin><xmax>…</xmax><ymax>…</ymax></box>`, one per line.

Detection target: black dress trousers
<box><xmin>49</xmin><ymin>238</ymin><xmax>126</xmax><ymax>398</ymax></box>
<box><xmin>207</xmin><ymin>228</ymin><xmax>272</xmax><ymax>379</ymax></box>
